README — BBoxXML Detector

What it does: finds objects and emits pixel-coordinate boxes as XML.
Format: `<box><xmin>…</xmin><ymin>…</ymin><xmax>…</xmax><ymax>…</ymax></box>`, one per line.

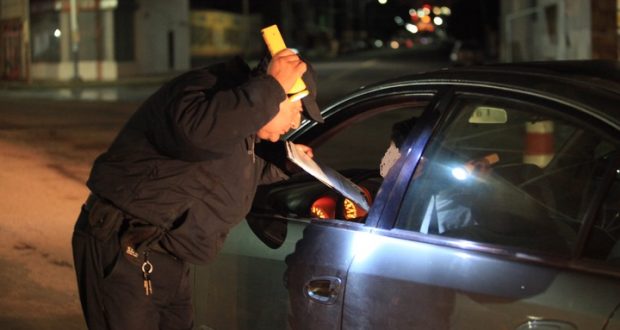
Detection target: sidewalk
<box><xmin>0</xmin><ymin>74</ymin><xmax>171</xmax><ymax>102</ymax></box>
<box><xmin>0</xmin><ymin>56</ymin><xmax>262</xmax><ymax>91</ymax></box>
<box><xmin>0</xmin><ymin>72</ymin><xmax>174</xmax><ymax>89</ymax></box>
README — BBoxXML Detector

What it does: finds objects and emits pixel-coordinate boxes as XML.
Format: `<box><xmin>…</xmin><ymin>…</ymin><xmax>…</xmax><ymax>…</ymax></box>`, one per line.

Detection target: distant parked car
<box><xmin>193</xmin><ymin>60</ymin><xmax>620</xmax><ymax>330</ymax></box>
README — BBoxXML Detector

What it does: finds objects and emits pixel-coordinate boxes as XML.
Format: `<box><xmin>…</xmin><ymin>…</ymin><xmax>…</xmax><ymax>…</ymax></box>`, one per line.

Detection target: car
<box><xmin>192</xmin><ymin>60</ymin><xmax>620</xmax><ymax>330</ymax></box>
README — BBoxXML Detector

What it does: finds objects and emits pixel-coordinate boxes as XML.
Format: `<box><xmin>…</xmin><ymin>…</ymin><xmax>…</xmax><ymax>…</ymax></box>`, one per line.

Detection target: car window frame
<box><xmin>289</xmin><ymin>93</ymin><xmax>434</xmax><ymax>146</ymax></box>
<box><xmin>365</xmin><ymin>87</ymin><xmax>454</xmax><ymax>228</ymax></box>
<box><xmin>281</xmin><ymin>88</ymin><xmax>439</xmax><ymax>225</ymax></box>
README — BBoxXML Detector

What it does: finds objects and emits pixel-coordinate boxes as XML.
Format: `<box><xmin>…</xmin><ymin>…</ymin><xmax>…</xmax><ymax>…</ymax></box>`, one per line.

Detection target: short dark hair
<box><xmin>391</xmin><ymin>117</ymin><xmax>417</xmax><ymax>149</ymax></box>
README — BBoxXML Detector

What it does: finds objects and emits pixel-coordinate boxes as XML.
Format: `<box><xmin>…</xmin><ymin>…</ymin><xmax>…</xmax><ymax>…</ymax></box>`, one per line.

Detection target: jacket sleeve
<box><xmin>149</xmin><ymin>71</ymin><xmax>287</xmax><ymax>161</ymax></box>
<box><xmin>259</xmin><ymin>162</ymin><xmax>289</xmax><ymax>185</ymax></box>
<box><xmin>180</xmin><ymin>74</ymin><xmax>284</xmax><ymax>155</ymax></box>
<box><xmin>255</xmin><ymin>140</ymin><xmax>291</xmax><ymax>185</ymax></box>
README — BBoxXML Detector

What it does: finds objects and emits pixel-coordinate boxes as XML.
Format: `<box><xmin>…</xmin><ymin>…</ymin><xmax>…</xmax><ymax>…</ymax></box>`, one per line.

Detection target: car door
<box><xmin>192</xmin><ymin>89</ymin><xmax>435</xmax><ymax>330</ymax></box>
<box><xmin>282</xmin><ymin>86</ymin><xmax>445</xmax><ymax>329</ymax></box>
<box><xmin>339</xmin><ymin>87</ymin><xmax>620</xmax><ymax>329</ymax></box>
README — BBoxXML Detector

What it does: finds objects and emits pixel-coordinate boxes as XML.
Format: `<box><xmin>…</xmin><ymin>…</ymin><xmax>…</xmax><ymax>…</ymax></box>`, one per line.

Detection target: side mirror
<box><xmin>246</xmin><ymin>215</ymin><xmax>288</xmax><ymax>249</ymax></box>
<box><xmin>247</xmin><ymin>175</ymin><xmax>334</xmax><ymax>249</ymax></box>
<box><xmin>469</xmin><ymin>106</ymin><xmax>508</xmax><ymax>124</ymax></box>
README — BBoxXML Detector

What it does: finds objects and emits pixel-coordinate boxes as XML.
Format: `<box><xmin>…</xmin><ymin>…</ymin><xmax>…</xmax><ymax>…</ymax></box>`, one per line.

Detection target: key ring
<box><xmin>142</xmin><ymin>260</ymin><xmax>153</xmax><ymax>274</ymax></box>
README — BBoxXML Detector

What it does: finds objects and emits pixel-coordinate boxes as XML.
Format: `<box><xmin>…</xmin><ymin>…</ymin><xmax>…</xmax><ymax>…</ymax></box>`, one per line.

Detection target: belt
<box><xmin>82</xmin><ymin>194</ymin><xmax>174</xmax><ymax>260</ymax></box>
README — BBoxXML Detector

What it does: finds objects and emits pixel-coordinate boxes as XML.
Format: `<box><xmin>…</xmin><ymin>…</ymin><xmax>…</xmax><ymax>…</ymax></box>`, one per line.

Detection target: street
<box><xmin>0</xmin><ymin>99</ymin><xmax>137</xmax><ymax>329</ymax></box>
<box><xmin>0</xmin><ymin>47</ymin><xmax>449</xmax><ymax>329</ymax></box>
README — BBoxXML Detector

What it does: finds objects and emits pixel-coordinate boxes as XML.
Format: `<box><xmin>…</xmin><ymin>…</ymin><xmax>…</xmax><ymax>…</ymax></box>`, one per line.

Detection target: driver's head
<box><xmin>380</xmin><ymin>117</ymin><xmax>417</xmax><ymax>177</ymax></box>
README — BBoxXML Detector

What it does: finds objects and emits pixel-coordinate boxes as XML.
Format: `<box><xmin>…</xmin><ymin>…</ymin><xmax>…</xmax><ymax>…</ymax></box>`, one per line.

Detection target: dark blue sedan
<box><xmin>194</xmin><ymin>60</ymin><xmax>620</xmax><ymax>330</ymax></box>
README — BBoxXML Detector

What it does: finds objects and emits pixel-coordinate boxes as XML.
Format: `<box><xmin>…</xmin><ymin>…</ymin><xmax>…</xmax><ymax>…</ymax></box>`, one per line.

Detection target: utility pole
<box><xmin>95</xmin><ymin>0</ymin><xmax>102</xmax><ymax>80</ymax></box>
<box><xmin>70</xmin><ymin>0</ymin><xmax>81</xmax><ymax>81</ymax></box>
<box><xmin>24</xmin><ymin>0</ymin><xmax>32</xmax><ymax>83</ymax></box>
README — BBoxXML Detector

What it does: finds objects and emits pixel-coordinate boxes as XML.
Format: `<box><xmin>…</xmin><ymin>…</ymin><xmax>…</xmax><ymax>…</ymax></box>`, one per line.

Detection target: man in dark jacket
<box><xmin>71</xmin><ymin>49</ymin><xmax>323</xmax><ymax>329</ymax></box>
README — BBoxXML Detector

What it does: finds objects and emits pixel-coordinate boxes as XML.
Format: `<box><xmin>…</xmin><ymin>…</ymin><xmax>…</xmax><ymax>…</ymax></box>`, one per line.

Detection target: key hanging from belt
<box><xmin>141</xmin><ymin>252</ymin><xmax>153</xmax><ymax>296</ymax></box>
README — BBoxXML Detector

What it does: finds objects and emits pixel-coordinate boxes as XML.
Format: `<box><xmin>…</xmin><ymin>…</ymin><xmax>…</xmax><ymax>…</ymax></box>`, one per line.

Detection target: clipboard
<box><xmin>286</xmin><ymin>141</ymin><xmax>370</xmax><ymax>211</ymax></box>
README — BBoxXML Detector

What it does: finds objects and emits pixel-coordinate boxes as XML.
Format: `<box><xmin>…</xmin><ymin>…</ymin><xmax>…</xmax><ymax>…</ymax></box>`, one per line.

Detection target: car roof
<box><xmin>366</xmin><ymin>60</ymin><xmax>620</xmax><ymax>128</ymax></box>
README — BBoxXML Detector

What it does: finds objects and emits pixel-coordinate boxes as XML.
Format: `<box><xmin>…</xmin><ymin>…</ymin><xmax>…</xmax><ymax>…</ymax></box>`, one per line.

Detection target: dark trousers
<box><xmin>72</xmin><ymin>206</ymin><xmax>194</xmax><ymax>330</ymax></box>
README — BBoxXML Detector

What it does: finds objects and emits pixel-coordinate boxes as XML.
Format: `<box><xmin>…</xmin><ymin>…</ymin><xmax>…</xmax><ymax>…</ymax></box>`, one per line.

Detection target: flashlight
<box><xmin>261</xmin><ymin>25</ymin><xmax>310</xmax><ymax>102</ymax></box>
<box><xmin>451</xmin><ymin>153</ymin><xmax>500</xmax><ymax>181</ymax></box>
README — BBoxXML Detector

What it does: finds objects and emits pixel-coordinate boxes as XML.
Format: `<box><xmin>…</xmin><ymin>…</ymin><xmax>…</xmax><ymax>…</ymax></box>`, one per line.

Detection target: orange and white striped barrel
<box><xmin>523</xmin><ymin>120</ymin><xmax>554</xmax><ymax>168</ymax></box>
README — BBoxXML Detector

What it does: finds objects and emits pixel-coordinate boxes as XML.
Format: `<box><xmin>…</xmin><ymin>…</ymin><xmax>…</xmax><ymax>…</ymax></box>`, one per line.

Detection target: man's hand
<box><xmin>293</xmin><ymin>143</ymin><xmax>314</xmax><ymax>158</ymax></box>
<box><xmin>268</xmin><ymin>49</ymin><xmax>307</xmax><ymax>93</ymax></box>
<box><xmin>284</xmin><ymin>143</ymin><xmax>314</xmax><ymax>173</ymax></box>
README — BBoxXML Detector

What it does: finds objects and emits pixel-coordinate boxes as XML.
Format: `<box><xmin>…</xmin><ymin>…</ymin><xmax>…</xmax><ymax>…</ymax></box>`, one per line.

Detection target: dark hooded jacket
<box><xmin>86</xmin><ymin>57</ymin><xmax>289</xmax><ymax>264</ymax></box>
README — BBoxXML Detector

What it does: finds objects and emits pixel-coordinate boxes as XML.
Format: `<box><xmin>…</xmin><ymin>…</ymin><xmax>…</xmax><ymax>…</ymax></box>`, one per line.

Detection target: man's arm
<box><xmin>256</xmin><ymin>142</ymin><xmax>314</xmax><ymax>185</ymax></box>
<box><xmin>165</xmin><ymin>50</ymin><xmax>306</xmax><ymax>159</ymax></box>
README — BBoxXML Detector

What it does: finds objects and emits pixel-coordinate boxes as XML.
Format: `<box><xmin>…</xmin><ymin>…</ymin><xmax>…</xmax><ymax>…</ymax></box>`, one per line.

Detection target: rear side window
<box><xmin>396</xmin><ymin>94</ymin><xmax>618</xmax><ymax>257</ymax></box>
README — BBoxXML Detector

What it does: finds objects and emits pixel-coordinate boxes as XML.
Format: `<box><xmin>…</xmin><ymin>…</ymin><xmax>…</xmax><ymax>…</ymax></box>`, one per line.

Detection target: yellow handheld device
<box><xmin>261</xmin><ymin>25</ymin><xmax>309</xmax><ymax>102</ymax></box>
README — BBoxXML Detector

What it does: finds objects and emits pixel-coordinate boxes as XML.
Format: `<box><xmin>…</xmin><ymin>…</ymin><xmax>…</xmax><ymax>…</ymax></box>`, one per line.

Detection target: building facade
<box><xmin>0</xmin><ymin>0</ymin><xmax>190</xmax><ymax>82</ymax></box>
<box><xmin>3</xmin><ymin>0</ymin><xmax>619</xmax><ymax>82</ymax></box>
<box><xmin>500</xmin><ymin>0</ymin><xmax>619</xmax><ymax>62</ymax></box>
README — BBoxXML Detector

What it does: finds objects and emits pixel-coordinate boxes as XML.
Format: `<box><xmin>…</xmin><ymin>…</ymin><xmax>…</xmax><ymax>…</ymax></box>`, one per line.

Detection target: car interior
<box><xmin>397</xmin><ymin>97</ymin><xmax>620</xmax><ymax>259</ymax></box>
<box><xmin>293</xmin><ymin>105</ymin><xmax>426</xmax><ymax>222</ymax></box>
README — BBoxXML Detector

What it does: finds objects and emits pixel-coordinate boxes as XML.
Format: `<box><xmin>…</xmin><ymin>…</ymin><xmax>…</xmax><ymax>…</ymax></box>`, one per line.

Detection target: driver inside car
<box><xmin>379</xmin><ymin>117</ymin><xmax>498</xmax><ymax>234</ymax></box>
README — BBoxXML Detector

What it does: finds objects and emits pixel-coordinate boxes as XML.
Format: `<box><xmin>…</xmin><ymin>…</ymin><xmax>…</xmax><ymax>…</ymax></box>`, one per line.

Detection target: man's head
<box><xmin>253</xmin><ymin>53</ymin><xmax>323</xmax><ymax>142</ymax></box>
<box><xmin>257</xmin><ymin>97</ymin><xmax>303</xmax><ymax>142</ymax></box>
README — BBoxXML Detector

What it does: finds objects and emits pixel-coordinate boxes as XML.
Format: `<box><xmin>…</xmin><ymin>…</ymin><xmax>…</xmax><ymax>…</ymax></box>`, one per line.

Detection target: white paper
<box><xmin>286</xmin><ymin>141</ymin><xmax>370</xmax><ymax>211</ymax></box>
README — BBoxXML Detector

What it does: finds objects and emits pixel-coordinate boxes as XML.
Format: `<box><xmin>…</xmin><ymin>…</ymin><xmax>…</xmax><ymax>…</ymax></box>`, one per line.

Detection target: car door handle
<box><xmin>305</xmin><ymin>276</ymin><xmax>342</xmax><ymax>304</ymax></box>
<box><xmin>516</xmin><ymin>320</ymin><xmax>577</xmax><ymax>330</ymax></box>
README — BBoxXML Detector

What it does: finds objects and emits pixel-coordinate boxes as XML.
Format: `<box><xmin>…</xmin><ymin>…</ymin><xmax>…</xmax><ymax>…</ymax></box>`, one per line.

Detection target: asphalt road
<box><xmin>0</xmin><ymin>46</ymin><xmax>450</xmax><ymax>329</ymax></box>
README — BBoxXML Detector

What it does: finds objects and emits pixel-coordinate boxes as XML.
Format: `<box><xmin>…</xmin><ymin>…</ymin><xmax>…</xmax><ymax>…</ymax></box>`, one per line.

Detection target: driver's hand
<box><xmin>465</xmin><ymin>153</ymin><xmax>499</xmax><ymax>176</ymax></box>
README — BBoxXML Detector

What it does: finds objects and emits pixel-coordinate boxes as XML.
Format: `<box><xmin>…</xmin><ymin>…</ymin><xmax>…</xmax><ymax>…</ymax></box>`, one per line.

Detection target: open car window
<box><xmin>313</xmin><ymin>107</ymin><xmax>423</xmax><ymax>171</ymax></box>
<box><xmin>250</xmin><ymin>97</ymin><xmax>431</xmax><ymax>226</ymax></box>
<box><xmin>305</xmin><ymin>104</ymin><xmax>426</xmax><ymax>221</ymax></box>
